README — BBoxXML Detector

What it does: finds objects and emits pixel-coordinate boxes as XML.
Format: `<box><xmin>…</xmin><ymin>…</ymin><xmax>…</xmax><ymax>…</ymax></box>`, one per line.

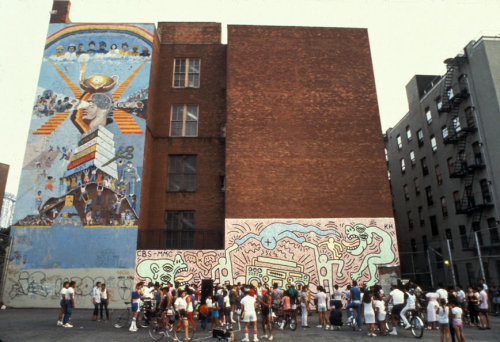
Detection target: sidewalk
<box><xmin>0</xmin><ymin>307</ymin><xmax>499</xmax><ymax>342</ymax></box>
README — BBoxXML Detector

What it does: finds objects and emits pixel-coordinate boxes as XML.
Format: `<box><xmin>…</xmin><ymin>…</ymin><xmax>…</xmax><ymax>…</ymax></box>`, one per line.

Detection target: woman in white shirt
<box><xmin>436</xmin><ymin>299</ymin><xmax>450</xmax><ymax>342</ymax></box>
<box><xmin>57</xmin><ymin>281</ymin><xmax>69</xmax><ymax>326</ymax></box>
<box><xmin>100</xmin><ymin>283</ymin><xmax>110</xmax><ymax>321</ymax></box>
<box><xmin>174</xmin><ymin>290</ymin><xmax>189</xmax><ymax>340</ymax></box>
<box><xmin>374</xmin><ymin>292</ymin><xmax>387</xmax><ymax>336</ymax></box>
<box><xmin>426</xmin><ymin>289</ymin><xmax>440</xmax><ymax>330</ymax></box>
<box><xmin>450</xmin><ymin>300</ymin><xmax>465</xmax><ymax>342</ymax></box>
<box><xmin>62</xmin><ymin>281</ymin><xmax>76</xmax><ymax>328</ymax></box>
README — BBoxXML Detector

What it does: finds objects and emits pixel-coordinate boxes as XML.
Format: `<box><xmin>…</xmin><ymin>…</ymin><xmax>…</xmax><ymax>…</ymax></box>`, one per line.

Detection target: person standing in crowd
<box><xmin>450</xmin><ymin>299</ymin><xmax>466</xmax><ymax>342</ymax></box>
<box><xmin>386</xmin><ymin>284</ymin><xmax>405</xmax><ymax>335</ymax></box>
<box><xmin>129</xmin><ymin>282</ymin><xmax>144</xmax><ymax>332</ymax></box>
<box><xmin>316</xmin><ymin>285</ymin><xmax>328</xmax><ymax>329</ymax></box>
<box><xmin>174</xmin><ymin>289</ymin><xmax>190</xmax><ymax>341</ymax></box>
<box><xmin>100</xmin><ymin>283</ymin><xmax>110</xmax><ymax>321</ymax></box>
<box><xmin>466</xmin><ymin>286</ymin><xmax>479</xmax><ymax>327</ymax></box>
<box><xmin>491</xmin><ymin>283</ymin><xmax>500</xmax><ymax>315</ymax></box>
<box><xmin>92</xmin><ymin>281</ymin><xmax>102</xmax><ymax>321</ymax></box>
<box><xmin>426</xmin><ymin>287</ymin><xmax>440</xmax><ymax>330</ymax></box>
<box><xmin>374</xmin><ymin>291</ymin><xmax>387</xmax><ymax>336</ymax></box>
<box><xmin>437</xmin><ymin>299</ymin><xmax>450</xmax><ymax>342</ymax></box>
<box><xmin>478</xmin><ymin>285</ymin><xmax>491</xmax><ymax>329</ymax></box>
<box><xmin>185</xmin><ymin>287</ymin><xmax>197</xmax><ymax>333</ymax></box>
<box><xmin>437</xmin><ymin>283</ymin><xmax>449</xmax><ymax>304</ymax></box>
<box><xmin>346</xmin><ymin>281</ymin><xmax>362</xmax><ymax>331</ymax></box>
<box><xmin>257</xmin><ymin>287</ymin><xmax>273</xmax><ymax>340</ymax></box>
<box><xmin>300</xmin><ymin>285</ymin><xmax>311</xmax><ymax>328</ymax></box>
<box><xmin>361</xmin><ymin>290</ymin><xmax>376</xmax><ymax>336</ymax></box>
<box><xmin>62</xmin><ymin>281</ymin><xmax>76</xmax><ymax>328</ymax></box>
<box><xmin>240</xmin><ymin>289</ymin><xmax>258</xmax><ymax>342</ymax></box>
<box><xmin>57</xmin><ymin>281</ymin><xmax>70</xmax><ymax>326</ymax></box>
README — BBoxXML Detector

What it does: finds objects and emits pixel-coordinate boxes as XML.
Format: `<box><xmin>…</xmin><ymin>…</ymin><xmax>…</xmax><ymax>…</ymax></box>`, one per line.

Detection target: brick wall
<box><xmin>50</xmin><ymin>0</ymin><xmax>71</xmax><ymax>24</ymax></box>
<box><xmin>158</xmin><ymin>22</ymin><xmax>221</xmax><ymax>44</ymax></box>
<box><xmin>225</xmin><ymin>25</ymin><xmax>392</xmax><ymax>219</ymax></box>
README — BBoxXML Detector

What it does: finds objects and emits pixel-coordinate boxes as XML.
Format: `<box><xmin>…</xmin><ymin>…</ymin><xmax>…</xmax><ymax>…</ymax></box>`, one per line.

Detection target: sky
<box><xmin>1</xmin><ymin>0</ymin><xmax>500</xmax><ymax>195</ymax></box>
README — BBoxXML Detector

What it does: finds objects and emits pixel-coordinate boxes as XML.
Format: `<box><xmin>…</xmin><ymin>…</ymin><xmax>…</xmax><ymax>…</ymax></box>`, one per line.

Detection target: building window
<box><xmin>453</xmin><ymin>116</ymin><xmax>461</xmax><ymax>132</ymax></box>
<box><xmin>417</xmin><ymin>129</ymin><xmax>424</xmax><ymax>146</ymax></box>
<box><xmin>446</xmin><ymin>229</ymin><xmax>454</xmax><ymax>249</ymax></box>
<box><xmin>167</xmin><ymin>155</ymin><xmax>197</xmax><ymax>192</ymax></box>
<box><xmin>387</xmin><ymin>170</ymin><xmax>391</xmax><ymax>181</ymax></box>
<box><xmin>397</xmin><ymin>135</ymin><xmax>402</xmax><ymax>150</ymax></box>
<box><xmin>407</xmin><ymin>211</ymin><xmax>414</xmax><ymax>230</ymax></box>
<box><xmin>441</xmin><ymin>196</ymin><xmax>448</xmax><ymax>218</ymax></box>
<box><xmin>487</xmin><ymin>218</ymin><xmax>499</xmax><ymax>244</ymax></box>
<box><xmin>406</xmin><ymin>126</ymin><xmax>412</xmax><ymax>141</ymax></box>
<box><xmin>480</xmin><ymin>179</ymin><xmax>492</xmax><ymax>204</ymax></box>
<box><xmin>384</xmin><ymin>148</ymin><xmax>389</xmax><ymax>162</ymax></box>
<box><xmin>401</xmin><ymin>158</ymin><xmax>406</xmax><ymax>173</ymax></box>
<box><xmin>447</xmin><ymin>87</ymin><xmax>454</xmax><ymax>100</ymax></box>
<box><xmin>426</xmin><ymin>186</ymin><xmax>433</xmax><ymax>206</ymax></box>
<box><xmin>170</xmin><ymin>105</ymin><xmax>198</xmax><ymax>137</ymax></box>
<box><xmin>447</xmin><ymin>157</ymin><xmax>454</xmax><ymax>176</ymax></box>
<box><xmin>435</xmin><ymin>165</ymin><xmax>443</xmax><ymax>185</ymax></box>
<box><xmin>425</xmin><ymin>108</ymin><xmax>432</xmax><ymax>124</ymax></box>
<box><xmin>459</xmin><ymin>225</ymin><xmax>469</xmax><ymax>249</ymax></box>
<box><xmin>472</xmin><ymin>142</ymin><xmax>483</xmax><ymax>166</ymax></box>
<box><xmin>173</xmin><ymin>58</ymin><xmax>200</xmax><ymax>88</ymax></box>
<box><xmin>441</xmin><ymin>126</ymin><xmax>448</xmax><ymax>139</ymax></box>
<box><xmin>414</xmin><ymin>177</ymin><xmax>420</xmax><ymax>195</ymax></box>
<box><xmin>431</xmin><ymin>136</ymin><xmax>437</xmax><ymax>152</ymax></box>
<box><xmin>421</xmin><ymin>157</ymin><xmax>429</xmax><ymax>176</ymax></box>
<box><xmin>418</xmin><ymin>206</ymin><xmax>425</xmax><ymax>226</ymax></box>
<box><xmin>403</xmin><ymin>184</ymin><xmax>410</xmax><ymax>200</ymax></box>
<box><xmin>410</xmin><ymin>151</ymin><xmax>416</xmax><ymax>165</ymax></box>
<box><xmin>465</xmin><ymin>106</ymin><xmax>475</xmax><ymax>129</ymax></box>
<box><xmin>436</xmin><ymin>97</ymin><xmax>442</xmax><ymax>111</ymax></box>
<box><xmin>430</xmin><ymin>215</ymin><xmax>439</xmax><ymax>236</ymax></box>
<box><xmin>165</xmin><ymin>211</ymin><xmax>195</xmax><ymax>249</ymax></box>
<box><xmin>454</xmin><ymin>191</ymin><xmax>461</xmax><ymax>211</ymax></box>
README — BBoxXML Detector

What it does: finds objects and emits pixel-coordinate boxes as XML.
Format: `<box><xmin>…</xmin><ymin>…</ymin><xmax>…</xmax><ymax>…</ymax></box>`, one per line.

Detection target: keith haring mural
<box><xmin>13</xmin><ymin>23</ymin><xmax>153</xmax><ymax>228</ymax></box>
<box><xmin>135</xmin><ymin>218</ymin><xmax>399</xmax><ymax>291</ymax></box>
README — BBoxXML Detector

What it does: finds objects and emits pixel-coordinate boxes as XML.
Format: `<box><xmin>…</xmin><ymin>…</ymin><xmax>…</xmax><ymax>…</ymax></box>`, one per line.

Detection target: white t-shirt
<box><xmin>437</xmin><ymin>306</ymin><xmax>449</xmax><ymax>324</ymax></box>
<box><xmin>390</xmin><ymin>289</ymin><xmax>405</xmax><ymax>305</ymax></box>
<box><xmin>437</xmin><ymin>288</ymin><xmax>448</xmax><ymax>303</ymax></box>
<box><xmin>374</xmin><ymin>299</ymin><xmax>386</xmax><ymax>316</ymax></box>
<box><xmin>65</xmin><ymin>287</ymin><xmax>74</xmax><ymax>300</ymax></box>
<box><xmin>92</xmin><ymin>286</ymin><xmax>101</xmax><ymax>303</ymax></box>
<box><xmin>142</xmin><ymin>286</ymin><xmax>154</xmax><ymax>299</ymax></box>
<box><xmin>451</xmin><ymin>307</ymin><xmax>463</xmax><ymax>322</ymax></box>
<box><xmin>224</xmin><ymin>295</ymin><xmax>230</xmax><ymax>307</ymax></box>
<box><xmin>333</xmin><ymin>290</ymin><xmax>342</xmax><ymax>301</ymax></box>
<box><xmin>457</xmin><ymin>290</ymin><xmax>465</xmax><ymax>303</ymax></box>
<box><xmin>479</xmin><ymin>290</ymin><xmax>488</xmax><ymax>310</ymax></box>
<box><xmin>60</xmin><ymin>287</ymin><xmax>67</xmax><ymax>300</ymax></box>
<box><xmin>206</xmin><ymin>298</ymin><xmax>213</xmax><ymax>310</ymax></box>
<box><xmin>174</xmin><ymin>296</ymin><xmax>187</xmax><ymax>311</ymax></box>
<box><xmin>240</xmin><ymin>295</ymin><xmax>257</xmax><ymax>315</ymax></box>
<box><xmin>316</xmin><ymin>292</ymin><xmax>327</xmax><ymax>307</ymax></box>
<box><xmin>405</xmin><ymin>292</ymin><xmax>416</xmax><ymax>307</ymax></box>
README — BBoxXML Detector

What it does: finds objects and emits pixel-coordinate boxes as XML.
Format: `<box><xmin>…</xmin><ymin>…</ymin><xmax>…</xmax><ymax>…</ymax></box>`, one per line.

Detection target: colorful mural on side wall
<box><xmin>2</xmin><ymin>23</ymin><xmax>154</xmax><ymax>308</ymax></box>
<box><xmin>135</xmin><ymin>218</ymin><xmax>399</xmax><ymax>292</ymax></box>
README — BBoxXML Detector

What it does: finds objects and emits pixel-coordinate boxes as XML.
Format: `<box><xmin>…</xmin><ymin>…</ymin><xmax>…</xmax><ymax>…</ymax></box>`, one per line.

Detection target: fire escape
<box><xmin>440</xmin><ymin>57</ymin><xmax>494</xmax><ymax>248</ymax></box>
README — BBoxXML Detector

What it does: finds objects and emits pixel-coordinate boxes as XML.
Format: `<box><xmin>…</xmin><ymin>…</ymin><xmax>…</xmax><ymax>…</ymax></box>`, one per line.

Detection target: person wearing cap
<box><xmin>97</xmin><ymin>41</ymin><xmax>108</xmax><ymax>54</ymax></box>
<box><xmin>119</xmin><ymin>43</ymin><xmax>130</xmax><ymax>56</ymax></box>
<box><xmin>240</xmin><ymin>289</ymin><xmax>259</xmax><ymax>342</ymax></box>
<box><xmin>130</xmin><ymin>45</ymin><xmax>140</xmax><ymax>56</ymax></box>
<box><xmin>52</xmin><ymin>45</ymin><xmax>65</xmax><ymax>58</ymax></box>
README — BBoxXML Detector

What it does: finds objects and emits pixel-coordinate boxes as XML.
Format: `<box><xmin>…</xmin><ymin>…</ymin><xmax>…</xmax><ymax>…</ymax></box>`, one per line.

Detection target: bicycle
<box><xmin>346</xmin><ymin>308</ymin><xmax>358</xmax><ymax>331</ymax></box>
<box><xmin>113</xmin><ymin>301</ymin><xmax>150</xmax><ymax>329</ymax></box>
<box><xmin>149</xmin><ymin>309</ymin><xmax>195</xmax><ymax>342</ymax></box>
<box><xmin>386</xmin><ymin>308</ymin><xmax>424</xmax><ymax>338</ymax></box>
<box><xmin>271</xmin><ymin>308</ymin><xmax>297</xmax><ymax>331</ymax></box>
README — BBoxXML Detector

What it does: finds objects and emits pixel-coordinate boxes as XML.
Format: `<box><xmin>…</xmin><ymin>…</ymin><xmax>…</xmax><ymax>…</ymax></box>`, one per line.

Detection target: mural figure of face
<box><xmin>78</xmin><ymin>93</ymin><xmax>112</xmax><ymax>129</ymax></box>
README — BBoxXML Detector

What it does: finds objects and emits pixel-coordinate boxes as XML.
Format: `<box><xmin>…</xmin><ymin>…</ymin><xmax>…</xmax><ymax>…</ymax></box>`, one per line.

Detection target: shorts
<box><xmin>479</xmin><ymin>308</ymin><xmax>488</xmax><ymax>314</ymax></box>
<box><xmin>242</xmin><ymin>311</ymin><xmax>257</xmax><ymax>322</ymax></box>
<box><xmin>60</xmin><ymin>299</ymin><xmax>64</xmax><ymax>308</ymax></box>
<box><xmin>438</xmin><ymin>322</ymin><xmax>449</xmax><ymax>327</ymax></box>
<box><xmin>132</xmin><ymin>303</ymin><xmax>140</xmax><ymax>313</ymax></box>
<box><xmin>452</xmin><ymin>320</ymin><xmax>463</xmax><ymax>328</ymax></box>
<box><xmin>391</xmin><ymin>304</ymin><xmax>404</xmax><ymax>316</ymax></box>
<box><xmin>212</xmin><ymin>310</ymin><xmax>219</xmax><ymax>318</ymax></box>
<box><xmin>318</xmin><ymin>304</ymin><xmax>327</xmax><ymax>312</ymax></box>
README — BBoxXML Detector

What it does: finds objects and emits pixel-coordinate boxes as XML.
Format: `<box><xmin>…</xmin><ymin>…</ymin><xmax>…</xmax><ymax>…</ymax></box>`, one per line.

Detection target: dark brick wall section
<box><xmin>139</xmin><ymin>25</ymin><xmax>226</xmax><ymax>249</ymax></box>
<box><xmin>50</xmin><ymin>0</ymin><xmax>71</xmax><ymax>24</ymax></box>
<box><xmin>225</xmin><ymin>25</ymin><xmax>392</xmax><ymax>219</ymax></box>
<box><xmin>158</xmin><ymin>22</ymin><xmax>221</xmax><ymax>44</ymax></box>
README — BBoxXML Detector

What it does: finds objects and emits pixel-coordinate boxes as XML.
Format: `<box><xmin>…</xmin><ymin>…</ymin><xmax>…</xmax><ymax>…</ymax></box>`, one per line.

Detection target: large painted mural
<box><xmin>135</xmin><ymin>218</ymin><xmax>399</xmax><ymax>293</ymax></box>
<box><xmin>3</xmin><ymin>23</ymin><xmax>154</xmax><ymax>308</ymax></box>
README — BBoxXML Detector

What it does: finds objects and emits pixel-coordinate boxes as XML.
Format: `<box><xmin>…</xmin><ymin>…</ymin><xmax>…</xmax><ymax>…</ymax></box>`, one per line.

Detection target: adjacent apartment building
<box><xmin>385</xmin><ymin>37</ymin><xmax>500</xmax><ymax>288</ymax></box>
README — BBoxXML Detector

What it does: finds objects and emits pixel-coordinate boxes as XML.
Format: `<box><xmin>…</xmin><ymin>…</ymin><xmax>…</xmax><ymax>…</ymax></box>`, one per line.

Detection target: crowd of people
<box><xmin>55</xmin><ymin>277</ymin><xmax>498</xmax><ymax>342</ymax></box>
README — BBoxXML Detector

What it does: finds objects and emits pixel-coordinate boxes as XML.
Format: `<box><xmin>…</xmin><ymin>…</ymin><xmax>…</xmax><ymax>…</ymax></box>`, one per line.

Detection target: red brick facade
<box><xmin>139</xmin><ymin>23</ymin><xmax>392</xmax><ymax>249</ymax></box>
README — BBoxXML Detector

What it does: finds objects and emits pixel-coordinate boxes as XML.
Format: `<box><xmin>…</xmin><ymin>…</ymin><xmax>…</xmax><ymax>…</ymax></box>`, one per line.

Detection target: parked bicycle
<box><xmin>271</xmin><ymin>308</ymin><xmax>297</xmax><ymax>331</ymax></box>
<box><xmin>113</xmin><ymin>301</ymin><xmax>150</xmax><ymax>329</ymax></box>
<box><xmin>386</xmin><ymin>308</ymin><xmax>424</xmax><ymax>338</ymax></box>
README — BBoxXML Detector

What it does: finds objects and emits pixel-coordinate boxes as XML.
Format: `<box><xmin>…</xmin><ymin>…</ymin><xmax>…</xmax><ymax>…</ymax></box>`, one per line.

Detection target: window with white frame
<box><xmin>431</xmin><ymin>136</ymin><xmax>437</xmax><ymax>152</ymax></box>
<box><xmin>170</xmin><ymin>105</ymin><xmax>198</xmax><ymax>137</ymax></box>
<box><xmin>397</xmin><ymin>135</ymin><xmax>402</xmax><ymax>150</ymax></box>
<box><xmin>401</xmin><ymin>158</ymin><xmax>406</xmax><ymax>173</ymax></box>
<box><xmin>425</xmin><ymin>108</ymin><xmax>432</xmax><ymax>124</ymax></box>
<box><xmin>441</xmin><ymin>125</ymin><xmax>448</xmax><ymax>139</ymax></box>
<box><xmin>410</xmin><ymin>150</ymin><xmax>416</xmax><ymax>165</ymax></box>
<box><xmin>173</xmin><ymin>58</ymin><xmax>200</xmax><ymax>88</ymax></box>
<box><xmin>406</xmin><ymin>126</ymin><xmax>412</xmax><ymax>141</ymax></box>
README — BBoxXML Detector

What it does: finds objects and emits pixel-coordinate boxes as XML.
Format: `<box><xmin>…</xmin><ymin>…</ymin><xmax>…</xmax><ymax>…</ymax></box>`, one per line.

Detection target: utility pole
<box><xmin>446</xmin><ymin>239</ymin><xmax>457</xmax><ymax>288</ymax></box>
<box><xmin>474</xmin><ymin>231</ymin><xmax>486</xmax><ymax>281</ymax></box>
<box><xmin>426</xmin><ymin>248</ymin><xmax>435</xmax><ymax>289</ymax></box>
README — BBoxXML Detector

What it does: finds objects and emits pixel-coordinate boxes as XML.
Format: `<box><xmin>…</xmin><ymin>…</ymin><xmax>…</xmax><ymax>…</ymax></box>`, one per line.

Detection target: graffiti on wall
<box><xmin>13</xmin><ymin>23</ymin><xmax>154</xmax><ymax>228</ymax></box>
<box><xmin>136</xmin><ymin>218</ymin><xmax>399</xmax><ymax>291</ymax></box>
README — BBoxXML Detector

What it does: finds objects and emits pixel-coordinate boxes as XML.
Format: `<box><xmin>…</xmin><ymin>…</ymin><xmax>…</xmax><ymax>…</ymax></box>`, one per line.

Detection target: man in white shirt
<box><xmin>92</xmin><ymin>282</ymin><xmax>102</xmax><ymax>321</ymax></box>
<box><xmin>478</xmin><ymin>286</ymin><xmax>491</xmax><ymax>329</ymax></box>
<box><xmin>436</xmin><ymin>283</ymin><xmax>448</xmax><ymax>303</ymax></box>
<box><xmin>240</xmin><ymin>289</ymin><xmax>259</xmax><ymax>342</ymax></box>
<box><xmin>386</xmin><ymin>285</ymin><xmax>405</xmax><ymax>335</ymax></box>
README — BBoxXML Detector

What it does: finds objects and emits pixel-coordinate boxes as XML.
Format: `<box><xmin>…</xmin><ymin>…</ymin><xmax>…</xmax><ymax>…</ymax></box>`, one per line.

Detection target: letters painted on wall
<box><xmin>2</xmin><ymin>23</ymin><xmax>154</xmax><ymax>308</ymax></box>
<box><xmin>136</xmin><ymin>218</ymin><xmax>399</xmax><ymax>291</ymax></box>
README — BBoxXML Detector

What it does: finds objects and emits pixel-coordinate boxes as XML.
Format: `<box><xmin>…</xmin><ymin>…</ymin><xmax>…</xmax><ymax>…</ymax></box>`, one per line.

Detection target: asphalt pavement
<box><xmin>0</xmin><ymin>307</ymin><xmax>499</xmax><ymax>342</ymax></box>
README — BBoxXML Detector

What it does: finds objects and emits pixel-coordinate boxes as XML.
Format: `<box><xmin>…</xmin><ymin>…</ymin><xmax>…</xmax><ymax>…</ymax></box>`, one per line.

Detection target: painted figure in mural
<box><xmin>108</xmin><ymin>44</ymin><xmax>120</xmax><ymax>57</ymax></box>
<box><xmin>77</xmin><ymin>93</ymin><xmax>114</xmax><ymax>130</ymax></box>
<box><xmin>119</xmin><ymin>43</ymin><xmax>130</xmax><ymax>56</ymax></box>
<box><xmin>130</xmin><ymin>45</ymin><xmax>140</xmax><ymax>56</ymax></box>
<box><xmin>140</xmin><ymin>47</ymin><xmax>150</xmax><ymax>57</ymax></box>
<box><xmin>35</xmin><ymin>190</ymin><xmax>42</xmax><ymax>213</ymax></box>
<box><xmin>45</xmin><ymin>176</ymin><xmax>54</xmax><ymax>191</ymax></box>
<box><xmin>76</xmin><ymin>43</ymin><xmax>86</xmax><ymax>56</ymax></box>
<box><xmin>87</xmin><ymin>41</ymin><xmax>97</xmax><ymax>55</ymax></box>
<box><xmin>234</xmin><ymin>222</ymin><xmax>340</xmax><ymax>250</ymax></box>
<box><xmin>302</xmin><ymin>241</ymin><xmax>344</xmax><ymax>292</ymax></box>
<box><xmin>136</xmin><ymin>254</ymin><xmax>193</xmax><ymax>286</ymax></box>
<box><xmin>343</xmin><ymin>223</ymin><xmax>395</xmax><ymax>287</ymax></box>
<box><xmin>97</xmin><ymin>41</ymin><xmax>108</xmax><ymax>54</ymax></box>
<box><xmin>64</xmin><ymin>44</ymin><xmax>77</xmax><ymax>60</ymax></box>
<box><xmin>52</xmin><ymin>45</ymin><xmax>65</xmax><ymax>58</ymax></box>
<box><xmin>120</xmin><ymin>161</ymin><xmax>141</xmax><ymax>197</ymax></box>
<box><xmin>211</xmin><ymin>243</ymin><xmax>237</xmax><ymax>285</ymax></box>
<box><xmin>112</xmin><ymin>194</ymin><xmax>126</xmax><ymax>215</ymax></box>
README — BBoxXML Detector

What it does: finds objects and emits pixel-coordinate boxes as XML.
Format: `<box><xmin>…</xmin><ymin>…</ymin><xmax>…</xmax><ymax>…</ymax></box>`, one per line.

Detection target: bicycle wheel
<box><xmin>176</xmin><ymin>320</ymin><xmax>195</xmax><ymax>342</ymax></box>
<box><xmin>410</xmin><ymin>317</ymin><xmax>424</xmax><ymax>338</ymax></box>
<box><xmin>289</xmin><ymin>318</ymin><xmax>297</xmax><ymax>331</ymax></box>
<box><xmin>138</xmin><ymin>311</ymin><xmax>150</xmax><ymax>328</ymax></box>
<box><xmin>114</xmin><ymin>309</ymin><xmax>131</xmax><ymax>328</ymax></box>
<box><xmin>149</xmin><ymin>319</ymin><xmax>165</xmax><ymax>341</ymax></box>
